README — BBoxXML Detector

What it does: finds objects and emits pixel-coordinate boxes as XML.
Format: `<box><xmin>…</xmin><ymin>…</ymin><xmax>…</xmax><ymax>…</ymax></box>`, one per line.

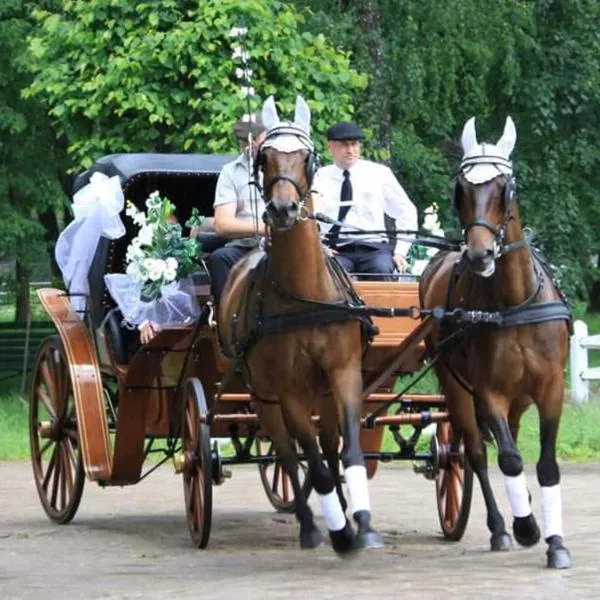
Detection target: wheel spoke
<box><xmin>62</xmin><ymin>444</ymin><xmax>74</xmax><ymax>494</ymax></box>
<box><xmin>64</xmin><ymin>437</ymin><xmax>78</xmax><ymax>470</ymax></box>
<box><xmin>272</xmin><ymin>463</ymin><xmax>281</xmax><ymax>495</ymax></box>
<box><xmin>282</xmin><ymin>472</ymin><xmax>290</xmax><ymax>503</ymax></box>
<box><xmin>37</xmin><ymin>439</ymin><xmax>53</xmax><ymax>460</ymax></box>
<box><xmin>37</xmin><ymin>386</ymin><xmax>56</xmax><ymax>419</ymax></box>
<box><xmin>450</xmin><ymin>460</ymin><xmax>464</xmax><ymax>488</ymax></box>
<box><xmin>50</xmin><ymin>451</ymin><xmax>61</xmax><ymax>509</ymax></box>
<box><xmin>40</xmin><ymin>360</ymin><xmax>57</xmax><ymax>407</ymax></box>
<box><xmin>59</xmin><ymin>446</ymin><xmax>67</xmax><ymax>510</ymax></box>
<box><xmin>42</xmin><ymin>445</ymin><xmax>58</xmax><ymax>491</ymax></box>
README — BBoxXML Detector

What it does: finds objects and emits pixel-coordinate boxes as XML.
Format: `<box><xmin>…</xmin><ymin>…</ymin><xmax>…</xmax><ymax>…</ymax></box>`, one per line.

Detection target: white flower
<box><xmin>228</xmin><ymin>26</ymin><xmax>248</xmax><ymax>38</ymax></box>
<box><xmin>126</xmin><ymin>261</ymin><xmax>144</xmax><ymax>283</ymax></box>
<box><xmin>163</xmin><ymin>267</ymin><xmax>177</xmax><ymax>282</ymax></box>
<box><xmin>149</xmin><ymin>190</ymin><xmax>160</xmax><ymax>199</ymax></box>
<box><xmin>138</xmin><ymin>224</ymin><xmax>155</xmax><ymax>247</ymax></box>
<box><xmin>235</xmin><ymin>67</ymin><xmax>252</xmax><ymax>80</ymax></box>
<box><xmin>231</xmin><ymin>47</ymin><xmax>249</xmax><ymax>63</ymax></box>
<box><xmin>240</xmin><ymin>86</ymin><xmax>255</xmax><ymax>97</ymax></box>
<box><xmin>146</xmin><ymin>258</ymin><xmax>166</xmax><ymax>281</ymax></box>
<box><xmin>165</xmin><ymin>257</ymin><xmax>178</xmax><ymax>271</ymax></box>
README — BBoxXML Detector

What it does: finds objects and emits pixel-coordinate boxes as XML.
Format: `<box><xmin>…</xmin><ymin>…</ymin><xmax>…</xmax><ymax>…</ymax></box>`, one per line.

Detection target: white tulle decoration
<box><xmin>104</xmin><ymin>274</ymin><xmax>201</xmax><ymax>328</ymax></box>
<box><xmin>55</xmin><ymin>172</ymin><xmax>125</xmax><ymax>317</ymax></box>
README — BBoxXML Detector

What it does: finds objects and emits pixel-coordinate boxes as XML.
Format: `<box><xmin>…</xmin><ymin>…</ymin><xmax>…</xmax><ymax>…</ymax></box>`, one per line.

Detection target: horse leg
<box><xmin>330</xmin><ymin>367</ymin><xmax>382</xmax><ymax>549</ymax></box>
<box><xmin>487</xmin><ymin>401</ymin><xmax>541</xmax><ymax>549</ymax></box>
<box><xmin>255</xmin><ymin>403</ymin><xmax>323</xmax><ymax>549</ymax></box>
<box><xmin>319</xmin><ymin>393</ymin><xmax>347</xmax><ymax>512</ymax></box>
<box><xmin>278</xmin><ymin>397</ymin><xmax>355</xmax><ymax>555</ymax></box>
<box><xmin>439</xmin><ymin>370</ymin><xmax>512</xmax><ymax>550</ymax></box>
<box><xmin>536</xmin><ymin>387</ymin><xmax>572</xmax><ymax>569</ymax></box>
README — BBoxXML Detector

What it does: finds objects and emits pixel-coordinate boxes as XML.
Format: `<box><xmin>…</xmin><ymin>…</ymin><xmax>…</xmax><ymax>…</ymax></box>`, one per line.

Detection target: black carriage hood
<box><xmin>72</xmin><ymin>153</ymin><xmax>236</xmax><ymax>194</ymax></box>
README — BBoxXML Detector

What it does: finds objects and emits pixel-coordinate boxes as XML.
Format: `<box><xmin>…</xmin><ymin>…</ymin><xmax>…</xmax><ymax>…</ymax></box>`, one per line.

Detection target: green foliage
<box><xmin>24</xmin><ymin>0</ymin><xmax>367</xmax><ymax>168</ymax></box>
<box><xmin>0</xmin><ymin>1</ymin><xmax>68</xmax><ymax>267</ymax></box>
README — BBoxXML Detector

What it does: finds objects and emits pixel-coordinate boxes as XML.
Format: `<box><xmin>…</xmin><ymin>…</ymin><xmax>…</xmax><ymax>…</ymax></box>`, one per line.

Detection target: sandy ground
<box><xmin>1</xmin><ymin>461</ymin><xmax>599</xmax><ymax>600</ymax></box>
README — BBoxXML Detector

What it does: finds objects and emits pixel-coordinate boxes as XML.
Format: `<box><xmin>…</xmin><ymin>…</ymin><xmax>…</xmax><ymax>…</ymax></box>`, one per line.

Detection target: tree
<box><xmin>0</xmin><ymin>1</ymin><xmax>68</xmax><ymax>320</ymax></box>
<box><xmin>24</xmin><ymin>0</ymin><xmax>367</xmax><ymax>169</ymax></box>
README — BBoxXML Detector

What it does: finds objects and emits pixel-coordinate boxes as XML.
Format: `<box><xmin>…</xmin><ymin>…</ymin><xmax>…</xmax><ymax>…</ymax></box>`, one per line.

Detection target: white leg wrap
<box><xmin>504</xmin><ymin>472</ymin><xmax>531</xmax><ymax>518</ymax></box>
<box><xmin>344</xmin><ymin>465</ymin><xmax>370</xmax><ymax>514</ymax></box>
<box><xmin>317</xmin><ymin>489</ymin><xmax>346</xmax><ymax>532</ymax></box>
<box><xmin>541</xmin><ymin>485</ymin><xmax>564</xmax><ymax>539</ymax></box>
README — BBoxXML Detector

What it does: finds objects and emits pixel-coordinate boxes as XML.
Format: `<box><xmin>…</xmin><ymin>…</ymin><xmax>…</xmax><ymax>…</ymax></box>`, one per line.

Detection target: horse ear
<box><xmin>262</xmin><ymin>95</ymin><xmax>280</xmax><ymax>131</ymax></box>
<box><xmin>461</xmin><ymin>117</ymin><xmax>478</xmax><ymax>154</ymax></box>
<box><xmin>496</xmin><ymin>116</ymin><xmax>517</xmax><ymax>158</ymax></box>
<box><xmin>293</xmin><ymin>95</ymin><xmax>311</xmax><ymax>134</ymax></box>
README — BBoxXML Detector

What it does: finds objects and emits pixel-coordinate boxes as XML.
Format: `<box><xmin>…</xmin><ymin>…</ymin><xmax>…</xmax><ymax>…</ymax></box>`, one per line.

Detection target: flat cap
<box><xmin>233</xmin><ymin>113</ymin><xmax>265</xmax><ymax>139</ymax></box>
<box><xmin>326</xmin><ymin>121</ymin><xmax>364</xmax><ymax>141</ymax></box>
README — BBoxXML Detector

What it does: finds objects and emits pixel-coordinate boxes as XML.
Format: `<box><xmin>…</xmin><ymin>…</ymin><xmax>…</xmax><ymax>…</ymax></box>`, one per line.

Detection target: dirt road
<box><xmin>1</xmin><ymin>461</ymin><xmax>599</xmax><ymax>599</ymax></box>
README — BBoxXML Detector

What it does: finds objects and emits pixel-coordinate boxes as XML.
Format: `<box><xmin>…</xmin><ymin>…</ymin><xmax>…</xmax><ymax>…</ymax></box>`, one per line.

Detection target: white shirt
<box><xmin>214</xmin><ymin>151</ymin><xmax>264</xmax><ymax>247</ymax></box>
<box><xmin>312</xmin><ymin>159</ymin><xmax>418</xmax><ymax>256</ymax></box>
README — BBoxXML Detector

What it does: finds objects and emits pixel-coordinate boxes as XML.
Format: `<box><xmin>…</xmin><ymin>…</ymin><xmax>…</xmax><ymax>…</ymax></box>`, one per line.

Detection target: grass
<box><xmin>0</xmin><ymin>392</ymin><xmax>30</xmax><ymax>460</ymax></box>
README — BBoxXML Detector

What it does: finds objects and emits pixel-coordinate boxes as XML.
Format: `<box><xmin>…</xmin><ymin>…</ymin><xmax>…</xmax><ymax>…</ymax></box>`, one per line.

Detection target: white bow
<box><xmin>55</xmin><ymin>172</ymin><xmax>126</xmax><ymax>317</ymax></box>
<box><xmin>71</xmin><ymin>172</ymin><xmax>126</xmax><ymax>239</ymax></box>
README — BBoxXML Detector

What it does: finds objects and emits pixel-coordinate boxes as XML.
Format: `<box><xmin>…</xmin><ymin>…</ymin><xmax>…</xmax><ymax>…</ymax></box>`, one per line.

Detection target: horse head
<box><xmin>258</xmin><ymin>95</ymin><xmax>318</xmax><ymax>231</ymax></box>
<box><xmin>454</xmin><ymin>116</ymin><xmax>518</xmax><ymax>277</ymax></box>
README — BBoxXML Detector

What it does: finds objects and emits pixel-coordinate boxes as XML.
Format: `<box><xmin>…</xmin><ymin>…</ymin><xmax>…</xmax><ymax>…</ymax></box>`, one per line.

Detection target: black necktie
<box><xmin>327</xmin><ymin>169</ymin><xmax>352</xmax><ymax>248</ymax></box>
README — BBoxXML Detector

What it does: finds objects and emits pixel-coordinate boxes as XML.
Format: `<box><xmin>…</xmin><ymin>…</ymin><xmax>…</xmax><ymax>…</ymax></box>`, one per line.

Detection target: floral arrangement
<box><xmin>124</xmin><ymin>191</ymin><xmax>204</xmax><ymax>301</ymax></box>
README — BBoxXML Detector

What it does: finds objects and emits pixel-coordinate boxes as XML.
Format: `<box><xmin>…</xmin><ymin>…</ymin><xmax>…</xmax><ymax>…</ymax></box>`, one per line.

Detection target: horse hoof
<box><xmin>547</xmin><ymin>547</ymin><xmax>572</xmax><ymax>569</ymax></box>
<box><xmin>490</xmin><ymin>532</ymin><xmax>513</xmax><ymax>552</ymax></box>
<box><xmin>329</xmin><ymin>521</ymin><xmax>355</xmax><ymax>555</ymax></box>
<box><xmin>513</xmin><ymin>515</ymin><xmax>541</xmax><ymax>547</ymax></box>
<box><xmin>300</xmin><ymin>528</ymin><xmax>324</xmax><ymax>549</ymax></box>
<box><xmin>354</xmin><ymin>530</ymin><xmax>384</xmax><ymax>550</ymax></box>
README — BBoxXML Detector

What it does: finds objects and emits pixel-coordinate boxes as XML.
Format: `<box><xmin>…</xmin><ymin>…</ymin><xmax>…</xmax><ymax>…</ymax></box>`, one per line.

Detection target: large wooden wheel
<box><xmin>180</xmin><ymin>378</ymin><xmax>212</xmax><ymax>549</ymax></box>
<box><xmin>256</xmin><ymin>440</ymin><xmax>311</xmax><ymax>513</ymax></box>
<box><xmin>435</xmin><ymin>421</ymin><xmax>473</xmax><ymax>541</ymax></box>
<box><xmin>29</xmin><ymin>336</ymin><xmax>85</xmax><ymax>524</ymax></box>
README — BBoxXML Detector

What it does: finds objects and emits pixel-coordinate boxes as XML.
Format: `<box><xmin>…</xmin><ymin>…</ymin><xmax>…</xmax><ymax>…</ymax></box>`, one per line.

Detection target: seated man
<box><xmin>312</xmin><ymin>121</ymin><xmax>418</xmax><ymax>280</ymax></box>
<box><xmin>206</xmin><ymin>114</ymin><xmax>267</xmax><ymax>305</ymax></box>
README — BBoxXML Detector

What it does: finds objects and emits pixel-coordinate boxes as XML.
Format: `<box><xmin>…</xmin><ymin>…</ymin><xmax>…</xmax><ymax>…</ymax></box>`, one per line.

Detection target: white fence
<box><xmin>570</xmin><ymin>320</ymin><xmax>600</xmax><ymax>404</ymax></box>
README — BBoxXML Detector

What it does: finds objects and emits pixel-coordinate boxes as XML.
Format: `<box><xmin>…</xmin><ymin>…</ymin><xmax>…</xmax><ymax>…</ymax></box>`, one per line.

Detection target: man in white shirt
<box><xmin>313</xmin><ymin>121</ymin><xmax>417</xmax><ymax>279</ymax></box>
<box><xmin>206</xmin><ymin>114</ymin><xmax>267</xmax><ymax>304</ymax></box>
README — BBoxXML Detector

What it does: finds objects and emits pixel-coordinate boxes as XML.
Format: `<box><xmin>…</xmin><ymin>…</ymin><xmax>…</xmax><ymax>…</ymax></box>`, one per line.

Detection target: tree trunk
<box><xmin>38</xmin><ymin>208</ymin><xmax>62</xmax><ymax>280</ymax></box>
<box><xmin>15</xmin><ymin>260</ymin><xmax>30</xmax><ymax>322</ymax></box>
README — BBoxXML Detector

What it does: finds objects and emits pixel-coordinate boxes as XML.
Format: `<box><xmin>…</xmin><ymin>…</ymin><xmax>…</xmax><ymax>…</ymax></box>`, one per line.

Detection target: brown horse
<box><xmin>218</xmin><ymin>96</ymin><xmax>381</xmax><ymax>553</ymax></box>
<box><xmin>420</xmin><ymin>116</ymin><xmax>572</xmax><ymax>569</ymax></box>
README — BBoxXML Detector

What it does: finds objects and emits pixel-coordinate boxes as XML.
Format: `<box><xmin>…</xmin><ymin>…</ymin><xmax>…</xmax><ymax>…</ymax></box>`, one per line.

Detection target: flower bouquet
<box><xmin>104</xmin><ymin>191</ymin><xmax>205</xmax><ymax>327</ymax></box>
<box><xmin>124</xmin><ymin>191</ymin><xmax>203</xmax><ymax>301</ymax></box>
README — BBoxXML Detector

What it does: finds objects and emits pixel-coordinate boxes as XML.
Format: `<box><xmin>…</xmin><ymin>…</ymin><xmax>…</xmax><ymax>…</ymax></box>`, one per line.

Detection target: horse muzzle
<box><xmin>264</xmin><ymin>200</ymin><xmax>299</xmax><ymax>231</ymax></box>
<box><xmin>466</xmin><ymin>247</ymin><xmax>496</xmax><ymax>278</ymax></box>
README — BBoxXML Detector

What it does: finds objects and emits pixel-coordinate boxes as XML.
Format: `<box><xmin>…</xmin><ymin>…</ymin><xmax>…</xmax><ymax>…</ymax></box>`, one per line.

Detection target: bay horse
<box><xmin>218</xmin><ymin>95</ymin><xmax>381</xmax><ymax>553</ymax></box>
<box><xmin>420</xmin><ymin>116</ymin><xmax>572</xmax><ymax>569</ymax></box>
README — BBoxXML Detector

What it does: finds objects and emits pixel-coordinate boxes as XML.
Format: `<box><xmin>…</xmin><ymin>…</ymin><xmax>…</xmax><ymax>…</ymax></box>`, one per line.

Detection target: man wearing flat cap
<box><xmin>313</xmin><ymin>121</ymin><xmax>417</xmax><ymax>279</ymax></box>
<box><xmin>206</xmin><ymin>113</ymin><xmax>267</xmax><ymax>305</ymax></box>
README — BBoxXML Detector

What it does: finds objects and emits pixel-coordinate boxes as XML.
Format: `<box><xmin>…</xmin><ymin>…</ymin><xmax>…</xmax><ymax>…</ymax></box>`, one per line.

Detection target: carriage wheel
<box><xmin>435</xmin><ymin>421</ymin><xmax>473</xmax><ymax>541</ymax></box>
<box><xmin>180</xmin><ymin>378</ymin><xmax>212</xmax><ymax>549</ymax></box>
<box><xmin>29</xmin><ymin>336</ymin><xmax>85</xmax><ymax>524</ymax></box>
<box><xmin>256</xmin><ymin>440</ymin><xmax>311</xmax><ymax>513</ymax></box>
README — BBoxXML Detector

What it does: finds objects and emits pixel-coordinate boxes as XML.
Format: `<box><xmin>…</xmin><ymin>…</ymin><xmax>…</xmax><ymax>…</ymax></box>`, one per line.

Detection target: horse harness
<box><xmin>435</xmin><ymin>243</ymin><xmax>572</xmax><ymax>357</ymax></box>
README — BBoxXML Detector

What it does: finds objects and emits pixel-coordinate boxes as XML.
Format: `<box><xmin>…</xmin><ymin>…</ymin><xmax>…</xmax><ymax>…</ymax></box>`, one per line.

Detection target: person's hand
<box><xmin>140</xmin><ymin>322</ymin><xmax>157</xmax><ymax>344</ymax></box>
<box><xmin>393</xmin><ymin>254</ymin><xmax>409</xmax><ymax>273</ymax></box>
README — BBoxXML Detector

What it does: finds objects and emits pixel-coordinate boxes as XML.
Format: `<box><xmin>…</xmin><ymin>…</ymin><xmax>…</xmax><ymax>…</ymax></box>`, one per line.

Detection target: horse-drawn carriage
<box><xmin>30</xmin><ymin>104</ymin><xmax>572</xmax><ymax>567</ymax></box>
<box><xmin>30</xmin><ymin>151</ymin><xmax>471</xmax><ymax>548</ymax></box>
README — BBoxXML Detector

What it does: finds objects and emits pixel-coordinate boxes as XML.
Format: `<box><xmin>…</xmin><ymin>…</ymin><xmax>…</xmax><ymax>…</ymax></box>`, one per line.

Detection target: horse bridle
<box><xmin>254</xmin><ymin>125</ymin><xmax>319</xmax><ymax>225</ymax></box>
<box><xmin>455</xmin><ymin>155</ymin><xmax>521</xmax><ymax>257</ymax></box>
